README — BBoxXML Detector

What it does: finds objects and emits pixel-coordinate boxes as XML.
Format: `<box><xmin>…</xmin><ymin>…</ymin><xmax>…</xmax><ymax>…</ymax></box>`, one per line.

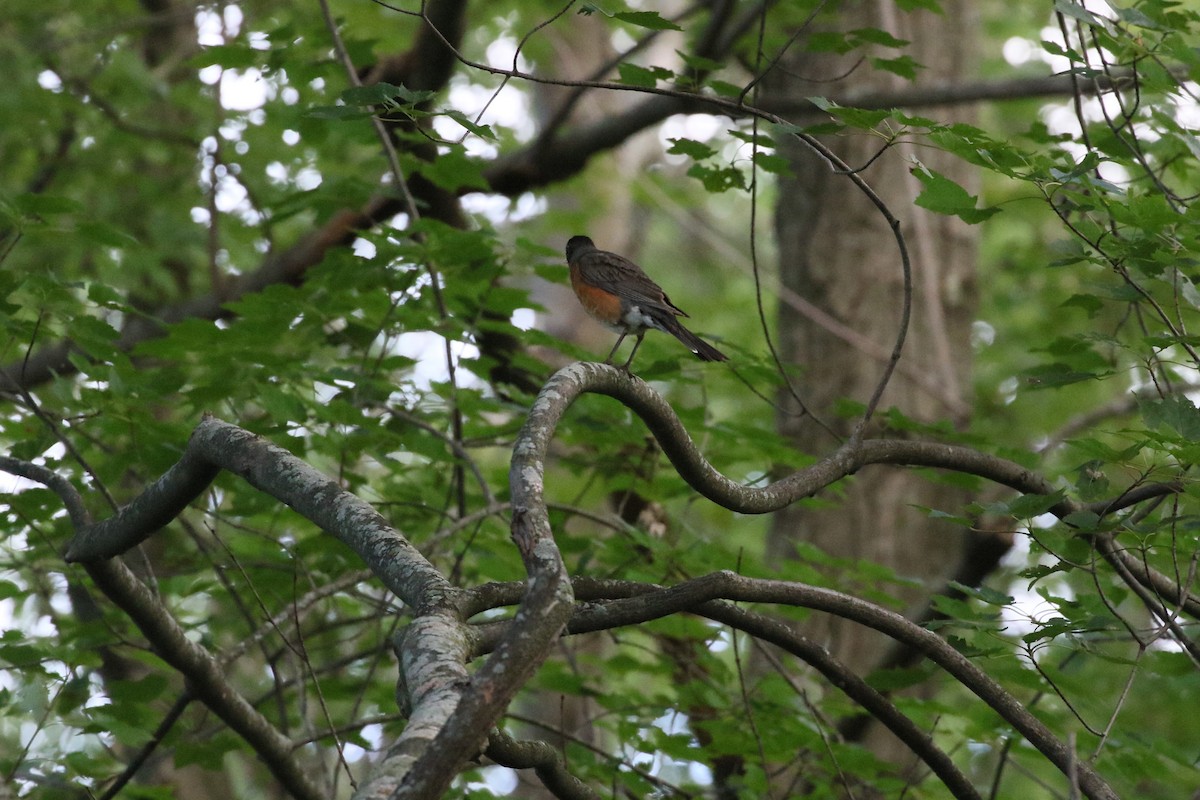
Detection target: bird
<box><xmin>565</xmin><ymin>235</ymin><xmax>728</xmax><ymax>370</ymax></box>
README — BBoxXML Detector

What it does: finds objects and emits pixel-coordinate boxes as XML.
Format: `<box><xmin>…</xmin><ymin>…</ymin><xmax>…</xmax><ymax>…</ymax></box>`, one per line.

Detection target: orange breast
<box><xmin>571</xmin><ymin>269</ymin><xmax>624</xmax><ymax>327</ymax></box>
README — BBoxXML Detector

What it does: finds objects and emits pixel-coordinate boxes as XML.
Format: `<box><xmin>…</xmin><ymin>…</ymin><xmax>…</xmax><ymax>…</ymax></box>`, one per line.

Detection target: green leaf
<box><xmin>923</xmin><ymin>507</ymin><xmax>974</xmax><ymax>526</ymax></box>
<box><xmin>871</xmin><ymin>55</ymin><xmax>922</xmax><ymax>80</ymax></box>
<box><xmin>707</xmin><ymin>79</ymin><xmax>744</xmax><ymax>98</ymax></box>
<box><xmin>107</xmin><ymin>674</ymin><xmax>169</xmax><ymax>705</ymax></box>
<box><xmin>1034</xmin><ymin>336</ymin><xmax>1112</xmax><ymax>371</ymax></box>
<box><xmin>1140</xmin><ymin>395</ymin><xmax>1200</xmax><ymax>440</ymax></box>
<box><xmin>1021</xmin><ymin>562</ymin><xmax>1071</xmax><ymax>583</ymax></box>
<box><xmin>911</xmin><ymin>165</ymin><xmax>999</xmax><ymax>223</ymax></box>
<box><xmin>752</xmin><ymin>151</ymin><xmax>792</xmax><ymax>176</ymax></box>
<box><xmin>1061</xmin><ymin>293</ymin><xmax>1104</xmax><ymax>318</ymax></box>
<box><xmin>991</xmin><ymin>491</ymin><xmax>1064</xmax><ymax>519</ymax></box>
<box><xmin>193</xmin><ymin>43</ymin><xmax>260</xmax><ymax>70</ymax></box>
<box><xmin>1021</xmin><ymin>616</ymin><xmax>1077</xmax><ymax>643</ymax></box>
<box><xmin>667</xmin><ymin>138</ymin><xmax>717</xmax><ymax>160</ymax></box>
<box><xmin>70</xmin><ymin>316</ymin><xmax>120</xmax><ymax>356</ymax></box>
<box><xmin>258</xmin><ymin>385</ymin><xmax>310</xmax><ymax>424</ymax></box>
<box><xmin>1145</xmin><ymin>650</ymin><xmax>1194</xmax><ymax>676</ymax></box>
<box><xmin>304</xmin><ymin>104</ymin><xmax>374</xmax><ymax>120</ymax></box>
<box><xmin>613</xmin><ymin>10</ymin><xmax>682</xmax><ymax>31</ymax></box>
<box><xmin>1054</xmin><ymin>0</ymin><xmax>1106</xmax><ymax>27</ymax></box>
<box><xmin>415</xmin><ymin>149</ymin><xmax>488</xmax><ymax>192</ymax></box>
<box><xmin>1041</xmin><ymin>39</ymin><xmax>1085</xmax><ymax>62</ymax></box>
<box><xmin>947</xmin><ymin>581</ymin><xmax>1012</xmax><ymax>606</ymax></box>
<box><xmin>12</xmin><ymin>194</ymin><xmax>83</xmax><ymax>216</ymax></box>
<box><xmin>617</xmin><ymin>63</ymin><xmax>673</xmax><ymax>87</ymax></box>
<box><xmin>442</xmin><ymin>110</ymin><xmax>497</xmax><ymax>140</ymax></box>
<box><xmin>1065</xmin><ymin>437</ymin><xmax>1145</xmax><ymax>463</ymax></box>
<box><xmin>1021</xmin><ymin>362</ymin><xmax>1110</xmax><ymax>388</ymax></box>
<box><xmin>809</xmin><ymin>98</ymin><xmax>893</xmax><ymax>129</ymax></box>
<box><xmin>807</xmin><ymin>31</ymin><xmax>858</xmax><ymax>55</ymax></box>
<box><xmin>1073</xmin><ymin>460</ymin><xmax>1109</xmax><ymax>502</ymax></box>
<box><xmin>86</xmin><ymin>284</ymin><xmax>131</xmax><ymax>311</ymax></box>
<box><xmin>77</xmin><ymin>220</ymin><xmax>139</xmax><ymax>248</ymax></box>
<box><xmin>1143</xmin><ymin>333</ymin><xmax>1200</xmax><ymax>349</ymax></box>
<box><xmin>1062</xmin><ymin>510</ymin><xmax>1101</xmax><ymax>530</ymax></box>
<box><xmin>686</xmin><ymin>162</ymin><xmax>746</xmax><ymax>192</ymax></box>
<box><xmin>0</xmin><ymin>638</ymin><xmax>50</xmax><ymax>671</ymax></box>
<box><xmin>342</xmin><ymin>82</ymin><xmax>434</xmax><ymax>107</ymax></box>
<box><xmin>676</xmin><ymin>51</ymin><xmax>724</xmax><ymax>73</ymax></box>
<box><xmin>849</xmin><ymin>27</ymin><xmax>910</xmax><ymax>48</ymax></box>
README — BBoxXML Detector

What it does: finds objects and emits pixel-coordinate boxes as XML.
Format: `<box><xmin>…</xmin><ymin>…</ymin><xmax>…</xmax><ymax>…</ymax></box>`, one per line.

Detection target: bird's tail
<box><xmin>662</xmin><ymin>318</ymin><xmax>728</xmax><ymax>362</ymax></box>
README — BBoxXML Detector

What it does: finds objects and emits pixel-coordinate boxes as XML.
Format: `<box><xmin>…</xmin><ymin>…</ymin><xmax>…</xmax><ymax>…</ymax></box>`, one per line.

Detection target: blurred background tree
<box><xmin>2</xmin><ymin>1</ymin><xmax>1199</xmax><ymax>798</ymax></box>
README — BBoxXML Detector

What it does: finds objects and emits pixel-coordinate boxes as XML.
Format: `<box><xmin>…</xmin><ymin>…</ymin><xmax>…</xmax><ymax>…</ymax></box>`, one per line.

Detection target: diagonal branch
<box><xmin>3</xmin><ymin>36</ymin><xmax>1161</xmax><ymax>402</ymax></box>
<box><xmin>54</xmin><ymin>418</ymin><xmax>479</xmax><ymax>796</ymax></box>
<box><xmin>572</xmin><ymin>573</ymin><xmax>1117</xmax><ymax>800</ymax></box>
<box><xmin>616</xmin><ymin>583</ymin><xmax>980</xmax><ymax>798</ymax></box>
<box><xmin>65</xmin><ymin>415</ymin><xmax>452</xmax><ymax>608</ymax></box>
<box><xmin>84</xmin><ymin>556</ymin><xmax>327</xmax><ymax>800</ymax></box>
<box><xmin>0</xmin><ymin>455</ymin><xmax>324</xmax><ymax>800</ymax></box>
<box><xmin>464</xmin><ymin>566</ymin><xmax>1122</xmax><ymax>799</ymax></box>
<box><xmin>0</xmin><ymin>198</ymin><xmax>399</xmax><ymax>399</ymax></box>
<box><xmin>14</xmin><ymin>358</ymin><xmax>1175</xmax><ymax>798</ymax></box>
<box><xmin>470</xmin><ymin>576</ymin><xmax>982</xmax><ymax>800</ymax></box>
<box><xmin>54</xmin><ymin>414</ymin><xmax>572</xmax><ymax>799</ymax></box>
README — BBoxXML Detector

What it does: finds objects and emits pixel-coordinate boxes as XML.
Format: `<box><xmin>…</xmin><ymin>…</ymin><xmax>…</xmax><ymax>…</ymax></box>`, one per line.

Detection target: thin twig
<box><xmin>317</xmin><ymin>0</ymin><xmax>469</xmax><ymax>522</ymax></box>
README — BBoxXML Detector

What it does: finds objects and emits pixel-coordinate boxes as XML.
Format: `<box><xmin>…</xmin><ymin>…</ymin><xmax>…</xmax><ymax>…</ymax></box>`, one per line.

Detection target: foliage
<box><xmin>1</xmin><ymin>1</ymin><xmax>1200</xmax><ymax>799</ymax></box>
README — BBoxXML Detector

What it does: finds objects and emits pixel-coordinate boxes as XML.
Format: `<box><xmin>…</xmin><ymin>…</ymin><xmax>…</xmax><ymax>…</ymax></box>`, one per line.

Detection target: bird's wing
<box><xmin>579</xmin><ymin>253</ymin><xmax>688</xmax><ymax>318</ymax></box>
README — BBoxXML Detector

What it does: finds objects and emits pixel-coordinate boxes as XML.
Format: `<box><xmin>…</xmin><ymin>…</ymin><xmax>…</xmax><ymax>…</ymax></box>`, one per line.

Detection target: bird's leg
<box><xmin>620</xmin><ymin>332</ymin><xmax>645</xmax><ymax>371</ymax></box>
<box><xmin>603</xmin><ymin>333</ymin><xmax>627</xmax><ymax>365</ymax></box>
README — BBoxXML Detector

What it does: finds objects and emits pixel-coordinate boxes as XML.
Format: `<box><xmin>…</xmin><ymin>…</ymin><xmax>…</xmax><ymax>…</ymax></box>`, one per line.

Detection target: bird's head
<box><xmin>565</xmin><ymin>235</ymin><xmax>595</xmax><ymax>262</ymax></box>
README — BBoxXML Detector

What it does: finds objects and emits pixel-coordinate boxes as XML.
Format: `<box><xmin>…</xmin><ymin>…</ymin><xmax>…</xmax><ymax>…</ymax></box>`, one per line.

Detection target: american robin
<box><xmin>566</xmin><ymin>235</ymin><xmax>728</xmax><ymax>369</ymax></box>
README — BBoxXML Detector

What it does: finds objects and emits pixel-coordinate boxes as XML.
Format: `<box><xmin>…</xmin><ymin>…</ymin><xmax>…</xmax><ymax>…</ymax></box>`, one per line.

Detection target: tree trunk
<box><xmin>764</xmin><ymin>0</ymin><xmax>982</xmax><ymax>774</ymax></box>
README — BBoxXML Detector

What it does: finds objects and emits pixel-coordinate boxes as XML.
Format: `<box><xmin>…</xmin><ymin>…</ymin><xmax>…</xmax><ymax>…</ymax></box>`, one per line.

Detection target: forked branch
<box><xmin>12</xmin><ymin>361</ymin><xmax>1178</xmax><ymax>799</ymax></box>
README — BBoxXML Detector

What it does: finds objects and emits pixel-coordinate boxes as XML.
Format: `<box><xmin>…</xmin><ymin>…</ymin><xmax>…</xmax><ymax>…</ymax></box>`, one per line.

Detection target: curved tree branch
<box><xmin>363</xmin><ymin>393</ymin><xmax>575</xmax><ymax>799</ymax></box>
<box><xmin>485</xmin><ymin>727</ymin><xmax>601</xmax><ymax>800</ymax></box>
<box><xmin>13</xmin><ymin>352</ymin><xmax>1175</xmax><ymax>799</ymax></box>
<box><xmin>530</xmin><ymin>364</ymin><xmax>1194</xmax><ymax>620</ymax></box>
<box><xmin>65</xmin><ymin>416</ymin><xmax>452</xmax><ymax>607</ymax></box>
<box><xmin>44</xmin><ymin>362</ymin><xmax>1182</xmax><ymax>797</ymax></box>
<box><xmin>514</xmin><ymin>363</ymin><xmax>1164</xmax><ymax>519</ymax></box>
<box><xmin>51</xmin><ymin>414</ymin><xmax>572</xmax><ymax>800</ymax></box>
<box><xmin>480</xmin><ymin>361</ymin><xmax>1179</xmax><ymax>798</ymax></box>
<box><xmin>637</xmin><ymin>572</ymin><xmax>1118</xmax><ymax>800</ymax></box>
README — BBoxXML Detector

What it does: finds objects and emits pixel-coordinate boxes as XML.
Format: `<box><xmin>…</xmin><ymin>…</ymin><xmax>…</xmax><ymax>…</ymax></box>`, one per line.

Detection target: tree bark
<box><xmin>764</xmin><ymin>0</ymin><xmax>982</xmax><ymax>774</ymax></box>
